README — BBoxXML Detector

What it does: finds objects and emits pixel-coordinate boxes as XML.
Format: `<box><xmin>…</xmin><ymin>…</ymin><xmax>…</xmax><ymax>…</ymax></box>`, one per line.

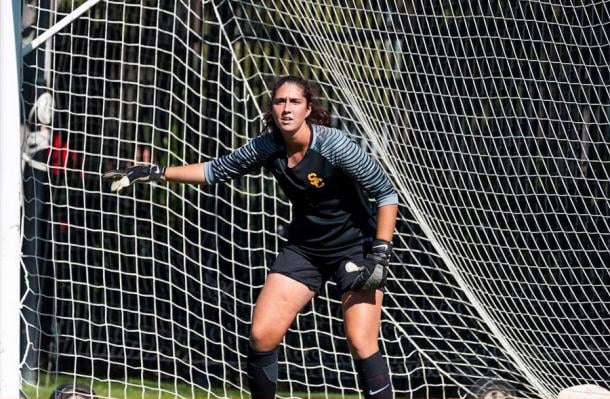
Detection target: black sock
<box><xmin>354</xmin><ymin>351</ymin><xmax>393</xmax><ymax>399</ymax></box>
<box><xmin>247</xmin><ymin>346</ymin><xmax>278</xmax><ymax>399</ymax></box>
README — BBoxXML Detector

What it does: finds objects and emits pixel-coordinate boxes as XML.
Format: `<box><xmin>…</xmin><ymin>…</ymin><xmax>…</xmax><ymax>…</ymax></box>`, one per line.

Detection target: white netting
<box><xmin>20</xmin><ymin>1</ymin><xmax>610</xmax><ymax>398</ymax></box>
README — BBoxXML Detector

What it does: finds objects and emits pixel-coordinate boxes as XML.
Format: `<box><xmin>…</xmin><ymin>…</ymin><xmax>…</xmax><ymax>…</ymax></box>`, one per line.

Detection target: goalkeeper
<box><xmin>104</xmin><ymin>75</ymin><xmax>398</xmax><ymax>399</ymax></box>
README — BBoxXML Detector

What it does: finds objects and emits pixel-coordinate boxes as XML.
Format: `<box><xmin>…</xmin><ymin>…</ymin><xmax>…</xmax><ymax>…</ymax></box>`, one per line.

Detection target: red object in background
<box><xmin>49</xmin><ymin>133</ymin><xmax>68</xmax><ymax>176</ymax></box>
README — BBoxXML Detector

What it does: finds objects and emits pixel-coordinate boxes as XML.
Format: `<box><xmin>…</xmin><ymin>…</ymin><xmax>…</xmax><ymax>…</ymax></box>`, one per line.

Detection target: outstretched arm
<box><xmin>104</xmin><ymin>133</ymin><xmax>280</xmax><ymax>192</ymax></box>
<box><xmin>103</xmin><ymin>162</ymin><xmax>208</xmax><ymax>192</ymax></box>
<box><xmin>164</xmin><ymin>163</ymin><xmax>207</xmax><ymax>184</ymax></box>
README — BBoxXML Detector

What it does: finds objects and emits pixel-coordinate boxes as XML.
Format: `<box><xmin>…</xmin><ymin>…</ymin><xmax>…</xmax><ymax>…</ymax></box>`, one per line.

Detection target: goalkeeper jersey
<box><xmin>204</xmin><ymin>124</ymin><xmax>398</xmax><ymax>255</ymax></box>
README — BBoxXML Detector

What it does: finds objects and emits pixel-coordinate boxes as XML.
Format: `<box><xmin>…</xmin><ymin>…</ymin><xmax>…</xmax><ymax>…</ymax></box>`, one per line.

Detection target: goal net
<box><xmin>20</xmin><ymin>1</ymin><xmax>610</xmax><ymax>398</ymax></box>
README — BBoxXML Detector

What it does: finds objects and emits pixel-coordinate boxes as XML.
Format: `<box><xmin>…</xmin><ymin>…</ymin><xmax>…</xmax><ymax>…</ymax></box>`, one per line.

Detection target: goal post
<box><xmin>0</xmin><ymin>0</ymin><xmax>23</xmax><ymax>397</ymax></box>
<box><xmin>18</xmin><ymin>1</ymin><xmax>610</xmax><ymax>399</ymax></box>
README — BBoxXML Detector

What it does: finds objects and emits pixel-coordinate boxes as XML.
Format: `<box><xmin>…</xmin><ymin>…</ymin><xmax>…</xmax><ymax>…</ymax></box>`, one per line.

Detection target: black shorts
<box><xmin>269</xmin><ymin>244</ymin><xmax>367</xmax><ymax>294</ymax></box>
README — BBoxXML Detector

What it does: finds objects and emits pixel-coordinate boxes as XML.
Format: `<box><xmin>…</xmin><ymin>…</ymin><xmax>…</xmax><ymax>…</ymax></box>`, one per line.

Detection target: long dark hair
<box><xmin>263</xmin><ymin>75</ymin><xmax>330</xmax><ymax>130</ymax></box>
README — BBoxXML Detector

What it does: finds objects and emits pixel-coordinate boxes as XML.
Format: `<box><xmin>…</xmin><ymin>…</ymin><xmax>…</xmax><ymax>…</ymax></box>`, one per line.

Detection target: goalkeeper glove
<box><xmin>103</xmin><ymin>164</ymin><xmax>165</xmax><ymax>192</ymax></box>
<box><xmin>345</xmin><ymin>239</ymin><xmax>393</xmax><ymax>291</ymax></box>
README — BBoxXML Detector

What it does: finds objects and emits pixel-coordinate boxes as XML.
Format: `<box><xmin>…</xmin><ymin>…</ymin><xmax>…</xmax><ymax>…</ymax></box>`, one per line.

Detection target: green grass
<box><xmin>23</xmin><ymin>375</ymin><xmax>236</xmax><ymax>399</ymax></box>
<box><xmin>22</xmin><ymin>375</ymin><xmax>356</xmax><ymax>399</ymax></box>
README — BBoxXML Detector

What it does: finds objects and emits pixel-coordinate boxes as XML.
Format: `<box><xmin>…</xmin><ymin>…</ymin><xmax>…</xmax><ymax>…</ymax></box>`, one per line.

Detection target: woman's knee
<box><xmin>346</xmin><ymin>330</ymin><xmax>379</xmax><ymax>359</ymax></box>
<box><xmin>248</xmin><ymin>274</ymin><xmax>314</xmax><ymax>352</ymax></box>
<box><xmin>342</xmin><ymin>289</ymin><xmax>383</xmax><ymax>359</ymax></box>
<box><xmin>249</xmin><ymin>322</ymin><xmax>283</xmax><ymax>352</ymax></box>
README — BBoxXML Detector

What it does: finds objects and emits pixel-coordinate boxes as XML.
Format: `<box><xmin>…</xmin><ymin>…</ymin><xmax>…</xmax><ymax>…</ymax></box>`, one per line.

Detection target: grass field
<box><xmin>21</xmin><ymin>375</ymin><xmax>355</xmax><ymax>399</ymax></box>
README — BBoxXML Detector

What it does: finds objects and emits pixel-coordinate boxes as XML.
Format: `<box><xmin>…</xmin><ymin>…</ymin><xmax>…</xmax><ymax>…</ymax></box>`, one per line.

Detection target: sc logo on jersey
<box><xmin>307</xmin><ymin>172</ymin><xmax>325</xmax><ymax>188</ymax></box>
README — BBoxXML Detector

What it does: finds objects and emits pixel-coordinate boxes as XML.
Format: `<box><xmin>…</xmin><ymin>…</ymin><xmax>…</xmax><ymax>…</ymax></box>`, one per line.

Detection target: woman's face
<box><xmin>271</xmin><ymin>82</ymin><xmax>311</xmax><ymax>135</ymax></box>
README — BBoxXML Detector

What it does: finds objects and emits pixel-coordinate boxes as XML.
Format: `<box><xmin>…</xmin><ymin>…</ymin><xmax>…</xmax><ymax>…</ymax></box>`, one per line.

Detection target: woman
<box><xmin>104</xmin><ymin>75</ymin><xmax>398</xmax><ymax>399</ymax></box>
